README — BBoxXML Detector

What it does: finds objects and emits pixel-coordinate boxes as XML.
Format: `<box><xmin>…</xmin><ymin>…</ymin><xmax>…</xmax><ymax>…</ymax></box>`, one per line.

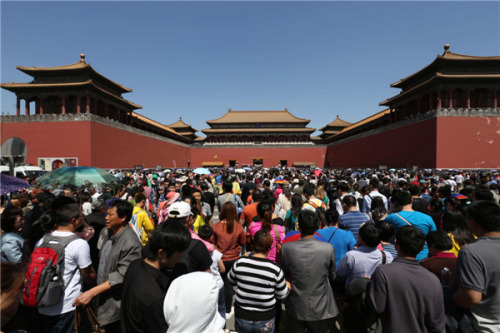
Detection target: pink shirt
<box><xmin>248</xmin><ymin>222</ymin><xmax>285</xmax><ymax>263</ymax></box>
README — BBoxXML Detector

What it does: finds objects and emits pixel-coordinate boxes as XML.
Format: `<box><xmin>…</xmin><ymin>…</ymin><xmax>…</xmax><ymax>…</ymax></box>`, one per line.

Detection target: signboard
<box><xmin>38</xmin><ymin>157</ymin><xmax>78</xmax><ymax>171</ymax></box>
<box><xmin>156</xmin><ymin>165</ymin><xmax>162</xmax><ymax>170</ymax></box>
<box><xmin>134</xmin><ymin>164</ymin><xmax>144</xmax><ymax>170</ymax></box>
<box><xmin>379</xmin><ymin>165</ymin><xmax>388</xmax><ymax>170</ymax></box>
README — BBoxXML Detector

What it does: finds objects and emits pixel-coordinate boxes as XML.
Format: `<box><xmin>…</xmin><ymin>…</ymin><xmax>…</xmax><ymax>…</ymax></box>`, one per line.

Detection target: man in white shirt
<box><xmin>37</xmin><ymin>200</ymin><xmax>96</xmax><ymax>333</ymax></box>
<box><xmin>362</xmin><ymin>178</ymin><xmax>388</xmax><ymax>214</ymax></box>
<box><xmin>335</xmin><ymin>182</ymin><xmax>359</xmax><ymax>216</ymax></box>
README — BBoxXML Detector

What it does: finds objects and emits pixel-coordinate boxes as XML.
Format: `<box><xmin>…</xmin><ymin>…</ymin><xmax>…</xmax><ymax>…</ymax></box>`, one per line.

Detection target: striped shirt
<box><xmin>227</xmin><ymin>256</ymin><xmax>289</xmax><ymax>321</ymax></box>
<box><xmin>338</xmin><ymin>210</ymin><xmax>372</xmax><ymax>242</ymax></box>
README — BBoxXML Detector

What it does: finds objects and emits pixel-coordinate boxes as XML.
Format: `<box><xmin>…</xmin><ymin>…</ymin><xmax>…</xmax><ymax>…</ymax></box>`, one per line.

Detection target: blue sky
<box><xmin>1</xmin><ymin>1</ymin><xmax>499</xmax><ymax>136</ymax></box>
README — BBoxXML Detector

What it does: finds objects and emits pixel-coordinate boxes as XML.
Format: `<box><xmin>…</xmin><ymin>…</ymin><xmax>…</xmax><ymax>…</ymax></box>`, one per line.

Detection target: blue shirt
<box><xmin>317</xmin><ymin>227</ymin><xmax>356</xmax><ymax>266</ymax></box>
<box><xmin>384</xmin><ymin>210</ymin><xmax>436</xmax><ymax>261</ymax></box>
<box><xmin>339</xmin><ymin>211</ymin><xmax>372</xmax><ymax>242</ymax></box>
<box><xmin>337</xmin><ymin>246</ymin><xmax>394</xmax><ymax>286</ymax></box>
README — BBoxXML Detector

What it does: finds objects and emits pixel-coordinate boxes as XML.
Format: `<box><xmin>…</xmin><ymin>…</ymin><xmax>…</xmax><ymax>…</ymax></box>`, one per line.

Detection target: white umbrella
<box><xmin>193</xmin><ymin>167</ymin><xmax>211</xmax><ymax>175</ymax></box>
<box><xmin>234</xmin><ymin>169</ymin><xmax>246</xmax><ymax>173</ymax></box>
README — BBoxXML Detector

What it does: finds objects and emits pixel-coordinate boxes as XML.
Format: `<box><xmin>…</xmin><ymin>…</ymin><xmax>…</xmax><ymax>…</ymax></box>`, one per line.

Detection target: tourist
<box><xmin>362</xmin><ymin>178</ymin><xmax>388</xmax><ymax>214</ymax></box>
<box><xmin>317</xmin><ymin>208</ymin><xmax>355</xmax><ymax>266</ymax></box>
<box><xmin>121</xmin><ymin>220</ymin><xmax>191</xmax><ymax>333</ymax></box>
<box><xmin>248</xmin><ymin>200</ymin><xmax>285</xmax><ymax>264</ymax></box>
<box><xmin>370</xmin><ymin>196</ymin><xmax>388</xmax><ymax>224</ymax></box>
<box><xmin>384</xmin><ymin>191</ymin><xmax>436</xmax><ymax>261</ymax></box>
<box><xmin>228</xmin><ymin>230</ymin><xmax>290</xmax><ymax>333</ymax></box>
<box><xmin>163</xmin><ymin>271</ymin><xmax>225</xmax><ymax>333</ymax></box>
<box><xmin>281</xmin><ymin>210</ymin><xmax>338</xmax><ymax>333</ymax></box>
<box><xmin>36</xmin><ymin>201</ymin><xmax>96</xmax><ymax>333</ymax></box>
<box><xmin>420</xmin><ymin>230</ymin><xmax>458</xmax><ymax>290</ymax></box>
<box><xmin>198</xmin><ymin>224</ymin><xmax>226</xmax><ymax>319</ymax></box>
<box><xmin>454</xmin><ymin>201</ymin><xmax>500</xmax><ymax>331</ymax></box>
<box><xmin>132</xmin><ymin>193</ymin><xmax>155</xmax><ymax>246</ymax></box>
<box><xmin>337</xmin><ymin>222</ymin><xmax>393</xmax><ymax>286</ymax></box>
<box><xmin>73</xmin><ymin>200</ymin><xmax>142</xmax><ymax>332</ymax></box>
<box><xmin>369</xmin><ymin>226</ymin><xmax>445</xmax><ymax>333</ymax></box>
<box><xmin>1</xmin><ymin>206</ymin><xmax>25</xmax><ymax>264</ymax></box>
<box><xmin>284</xmin><ymin>193</ymin><xmax>303</xmax><ymax>232</ymax></box>
<box><xmin>239</xmin><ymin>189</ymin><xmax>262</xmax><ymax>227</ymax></box>
<box><xmin>213</xmin><ymin>201</ymin><xmax>246</xmax><ymax>318</ymax></box>
<box><xmin>442</xmin><ymin>209</ymin><xmax>476</xmax><ymax>256</ymax></box>
<box><xmin>338</xmin><ymin>195</ymin><xmax>372</xmax><ymax>242</ymax></box>
<box><xmin>334</xmin><ymin>182</ymin><xmax>358</xmax><ymax>216</ymax></box>
<box><xmin>217</xmin><ymin>181</ymin><xmax>244</xmax><ymax>213</ymax></box>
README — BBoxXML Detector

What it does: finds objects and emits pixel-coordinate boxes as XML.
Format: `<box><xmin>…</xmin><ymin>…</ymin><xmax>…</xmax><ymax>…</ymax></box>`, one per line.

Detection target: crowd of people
<box><xmin>1</xmin><ymin>166</ymin><xmax>500</xmax><ymax>333</ymax></box>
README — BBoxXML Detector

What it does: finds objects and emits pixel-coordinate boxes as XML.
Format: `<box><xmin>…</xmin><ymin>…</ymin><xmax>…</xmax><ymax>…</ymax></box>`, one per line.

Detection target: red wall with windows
<box><xmin>190</xmin><ymin>146</ymin><xmax>326</xmax><ymax>168</ymax></box>
<box><xmin>324</xmin><ymin>118</ymin><xmax>437</xmax><ymax>168</ymax></box>
<box><xmin>436</xmin><ymin>117</ymin><xmax>500</xmax><ymax>169</ymax></box>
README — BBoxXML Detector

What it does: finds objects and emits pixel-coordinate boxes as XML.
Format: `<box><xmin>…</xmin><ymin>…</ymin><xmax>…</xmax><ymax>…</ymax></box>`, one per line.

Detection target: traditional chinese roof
<box><xmin>381</xmin><ymin>45</ymin><xmax>500</xmax><ymax>106</ymax></box>
<box><xmin>325</xmin><ymin>108</ymin><xmax>391</xmax><ymax>142</ymax></box>
<box><xmin>202</xmin><ymin>127</ymin><xmax>315</xmax><ymax>134</ymax></box>
<box><xmin>0</xmin><ymin>80</ymin><xmax>142</xmax><ymax>110</ymax></box>
<box><xmin>318</xmin><ymin>115</ymin><xmax>352</xmax><ymax>132</ymax></box>
<box><xmin>132</xmin><ymin>112</ymin><xmax>189</xmax><ymax>142</ymax></box>
<box><xmin>15</xmin><ymin>54</ymin><xmax>132</xmax><ymax>93</ymax></box>
<box><xmin>167</xmin><ymin>117</ymin><xmax>198</xmax><ymax>131</ymax></box>
<box><xmin>206</xmin><ymin>109</ymin><xmax>310</xmax><ymax>125</ymax></box>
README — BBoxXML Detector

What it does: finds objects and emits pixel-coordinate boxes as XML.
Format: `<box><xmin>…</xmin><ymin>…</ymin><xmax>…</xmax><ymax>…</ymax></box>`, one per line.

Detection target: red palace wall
<box><xmin>190</xmin><ymin>146</ymin><xmax>326</xmax><ymax>168</ymax></box>
<box><xmin>324</xmin><ymin>118</ymin><xmax>437</xmax><ymax>168</ymax></box>
<box><xmin>436</xmin><ymin>116</ymin><xmax>500</xmax><ymax>169</ymax></box>
<box><xmin>89</xmin><ymin>122</ymin><xmax>190</xmax><ymax>169</ymax></box>
<box><xmin>1</xmin><ymin>121</ymin><xmax>92</xmax><ymax>166</ymax></box>
<box><xmin>1</xmin><ymin>121</ymin><xmax>191</xmax><ymax>169</ymax></box>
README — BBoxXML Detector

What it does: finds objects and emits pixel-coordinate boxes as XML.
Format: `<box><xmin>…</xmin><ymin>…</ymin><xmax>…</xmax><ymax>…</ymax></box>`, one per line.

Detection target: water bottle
<box><xmin>441</xmin><ymin>267</ymin><xmax>452</xmax><ymax>287</ymax></box>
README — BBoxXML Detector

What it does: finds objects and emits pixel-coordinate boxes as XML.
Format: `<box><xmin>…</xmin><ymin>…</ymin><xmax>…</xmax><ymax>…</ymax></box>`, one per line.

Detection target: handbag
<box><xmin>74</xmin><ymin>306</ymin><xmax>106</xmax><ymax>333</ymax></box>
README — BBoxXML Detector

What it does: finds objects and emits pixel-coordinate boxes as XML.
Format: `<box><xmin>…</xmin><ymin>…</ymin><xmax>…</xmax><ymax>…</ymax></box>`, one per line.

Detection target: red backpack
<box><xmin>23</xmin><ymin>234</ymin><xmax>80</xmax><ymax>307</ymax></box>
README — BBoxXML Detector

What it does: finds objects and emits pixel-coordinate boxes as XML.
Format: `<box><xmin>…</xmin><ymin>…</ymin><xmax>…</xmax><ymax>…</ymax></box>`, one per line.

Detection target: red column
<box><xmin>467</xmin><ymin>88</ymin><xmax>471</xmax><ymax>108</ymax></box>
<box><xmin>428</xmin><ymin>93</ymin><xmax>432</xmax><ymax>110</ymax></box>
<box><xmin>437</xmin><ymin>89</ymin><xmax>442</xmax><ymax>109</ymax></box>
<box><xmin>104</xmin><ymin>104</ymin><xmax>108</xmax><ymax>118</ymax></box>
<box><xmin>16</xmin><ymin>97</ymin><xmax>20</xmax><ymax>115</ymax></box>
<box><xmin>118</xmin><ymin>109</ymin><xmax>121</xmax><ymax>122</ymax></box>
<box><xmin>493</xmin><ymin>88</ymin><xmax>497</xmax><ymax>108</ymax></box>
<box><xmin>25</xmin><ymin>99</ymin><xmax>30</xmax><ymax>115</ymax></box>
<box><xmin>39</xmin><ymin>97</ymin><xmax>44</xmax><ymax>115</ymax></box>
<box><xmin>417</xmin><ymin>97</ymin><xmax>421</xmax><ymax>114</ymax></box>
<box><xmin>93</xmin><ymin>99</ymin><xmax>97</xmax><ymax>115</ymax></box>
<box><xmin>86</xmin><ymin>95</ymin><xmax>90</xmax><ymax>113</ymax></box>
<box><xmin>402</xmin><ymin>105</ymin><xmax>406</xmax><ymax>120</ymax></box>
<box><xmin>61</xmin><ymin>96</ymin><xmax>66</xmax><ymax>114</ymax></box>
<box><xmin>76</xmin><ymin>96</ymin><xmax>81</xmax><ymax>114</ymax></box>
<box><xmin>448</xmin><ymin>90</ymin><xmax>453</xmax><ymax>108</ymax></box>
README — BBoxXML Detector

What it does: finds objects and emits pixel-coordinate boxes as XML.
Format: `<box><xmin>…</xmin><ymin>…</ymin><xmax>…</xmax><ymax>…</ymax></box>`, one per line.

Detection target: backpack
<box><xmin>129</xmin><ymin>210</ymin><xmax>144</xmax><ymax>241</ymax></box>
<box><xmin>23</xmin><ymin>234</ymin><xmax>80</xmax><ymax>307</ymax></box>
<box><xmin>308</xmin><ymin>200</ymin><xmax>327</xmax><ymax>229</ymax></box>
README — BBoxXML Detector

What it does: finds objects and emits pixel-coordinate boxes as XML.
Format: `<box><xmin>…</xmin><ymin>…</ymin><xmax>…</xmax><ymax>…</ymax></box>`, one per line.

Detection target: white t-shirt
<box><xmin>36</xmin><ymin>231</ymin><xmax>92</xmax><ymax>316</ymax></box>
<box><xmin>210</xmin><ymin>250</ymin><xmax>224</xmax><ymax>290</ymax></box>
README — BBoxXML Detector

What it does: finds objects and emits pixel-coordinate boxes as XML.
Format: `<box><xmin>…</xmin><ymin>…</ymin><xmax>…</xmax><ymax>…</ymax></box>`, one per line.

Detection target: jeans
<box><xmin>235</xmin><ymin>317</ymin><xmax>275</xmax><ymax>333</ymax></box>
<box><xmin>218</xmin><ymin>286</ymin><xmax>226</xmax><ymax>319</ymax></box>
<box><xmin>221</xmin><ymin>260</ymin><xmax>236</xmax><ymax>313</ymax></box>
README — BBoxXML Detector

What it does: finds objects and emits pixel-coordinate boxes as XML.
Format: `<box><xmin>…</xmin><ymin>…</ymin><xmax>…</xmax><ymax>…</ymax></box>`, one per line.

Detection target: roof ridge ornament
<box><xmin>80</xmin><ymin>53</ymin><xmax>86</xmax><ymax>63</ymax></box>
<box><xmin>443</xmin><ymin>44</ymin><xmax>450</xmax><ymax>55</ymax></box>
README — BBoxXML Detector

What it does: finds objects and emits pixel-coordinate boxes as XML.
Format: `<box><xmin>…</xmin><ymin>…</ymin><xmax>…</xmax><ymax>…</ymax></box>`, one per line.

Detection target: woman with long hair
<box><xmin>442</xmin><ymin>209</ymin><xmax>476</xmax><ymax>256</ymax></box>
<box><xmin>248</xmin><ymin>200</ymin><xmax>285</xmax><ymax>264</ymax></box>
<box><xmin>370</xmin><ymin>196</ymin><xmax>388</xmax><ymax>224</ymax></box>
<box><xmin>213</xmin><ymin>202</ymin><xmax>246</xmax><ymax>318</ymax></box>
<box><xmin>285</xmin><ymin>194</ymin><xmax>303</xmax><ymax>232</ymax></box>
<box><xmin>315</xmin><ymin>181</ymin><xmax>329</xmax><ymax>209</ymax></box>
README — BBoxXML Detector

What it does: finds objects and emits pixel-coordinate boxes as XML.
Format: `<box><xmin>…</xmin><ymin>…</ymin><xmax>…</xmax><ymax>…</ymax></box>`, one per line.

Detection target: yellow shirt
<box><xmin>448</xmin><ymin>232</ymin><xmax>477</xmax><ymax>257</ymax></box>
<box><xmin>193</xmin><ymin>214</ymin><xmax>205</xmax><ymax>234</ymax></box>
<box><xmin>132</xmin><ymin>206</ymin><xmax>155</xmax><ymax>246</ymax></box>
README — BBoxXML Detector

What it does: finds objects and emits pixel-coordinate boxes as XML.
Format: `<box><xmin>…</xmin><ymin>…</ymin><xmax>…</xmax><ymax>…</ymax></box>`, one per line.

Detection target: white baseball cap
<box><xmin>168</xmin><ymin>201</ymin><xmax>193</xmax><ymax>218</ymax></box>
